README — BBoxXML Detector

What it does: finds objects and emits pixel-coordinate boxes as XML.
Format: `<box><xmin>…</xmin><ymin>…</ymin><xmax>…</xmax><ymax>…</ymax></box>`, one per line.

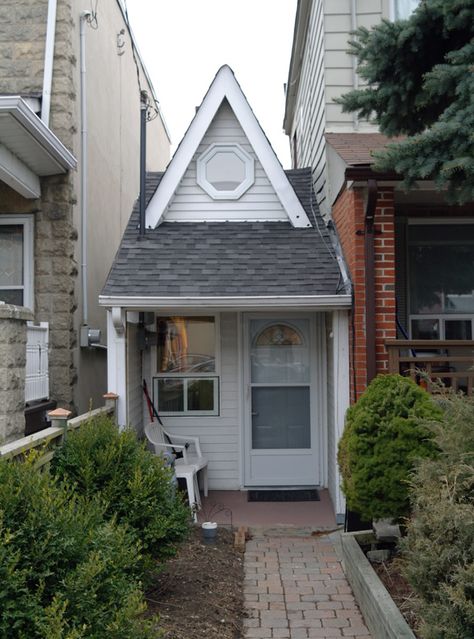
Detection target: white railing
<box><xmin>25</xmin><ymin>322</ymin><xmax>49</xmax><ymax>403</ymax></box>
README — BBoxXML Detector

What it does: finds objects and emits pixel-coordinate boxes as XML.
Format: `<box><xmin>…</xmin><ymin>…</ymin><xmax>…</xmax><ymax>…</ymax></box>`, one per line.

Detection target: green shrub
<box><xmin>51</xmin><ymin>415</ymin><xmax>190</xmax><ymax>556</ymax></box>
<box><xmin>402</xmin><ymin>390</ymin><xmax>474</xmax><ymax>638</ymax></box>
<box><xmin>0</xmin><ymin>456</ymin><xmax>154</xmax><ymax>639</ymax></box>
<box><xmin>338</xmin><ymin>374</ymin><xmax>440</xmax><ymax>521</ymax></box>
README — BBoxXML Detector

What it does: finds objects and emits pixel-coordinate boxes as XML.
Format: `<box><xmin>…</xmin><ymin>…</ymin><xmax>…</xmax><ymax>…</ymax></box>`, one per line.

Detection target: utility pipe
<box><xmin>364</xmin><ymin>179</ymin><xmax>378</xmax><ymax>383</ymax></box>
<box><xmin>139</xmin><ymin>91</ymin><xmax>148</xmax><ymax>236</ymax></box>
<box><xmin>41</xmin><ymin>0</ymin><xmax>57</xmax><ymax>126</ymax></box>
<box><xmin>80</xmin><ymin>11</ymin><xmax>91</xmax><ymax>326</ymax></box>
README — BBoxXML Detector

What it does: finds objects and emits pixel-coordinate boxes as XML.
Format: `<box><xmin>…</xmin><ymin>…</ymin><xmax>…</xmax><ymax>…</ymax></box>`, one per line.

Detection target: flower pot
<box><xmin>202</xmin><ymin>521</ymin><xmax>218</xmax><ymax>540</ymax></box>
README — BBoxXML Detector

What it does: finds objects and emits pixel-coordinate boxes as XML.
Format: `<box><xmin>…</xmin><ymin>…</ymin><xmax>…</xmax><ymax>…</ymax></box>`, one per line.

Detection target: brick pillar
<box><xmin>332</xmin><ymin>186</ymin><xmax>396</xmax><ymax>402</ymax></box>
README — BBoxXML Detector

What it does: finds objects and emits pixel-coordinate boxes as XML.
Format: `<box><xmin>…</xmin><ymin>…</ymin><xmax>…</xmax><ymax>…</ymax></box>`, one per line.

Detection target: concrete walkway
<box><xmin>243</xmin><ymin>531</ymin><xmax>371</xmax><ymax>639</ymax></box>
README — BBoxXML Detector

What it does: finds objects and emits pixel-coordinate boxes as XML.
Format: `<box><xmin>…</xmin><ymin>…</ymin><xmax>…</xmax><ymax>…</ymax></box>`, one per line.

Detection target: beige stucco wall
<box><xmin>70</xmin><ymin>0</ymin><xmax>171</xmax><ymax>412</ymax></box>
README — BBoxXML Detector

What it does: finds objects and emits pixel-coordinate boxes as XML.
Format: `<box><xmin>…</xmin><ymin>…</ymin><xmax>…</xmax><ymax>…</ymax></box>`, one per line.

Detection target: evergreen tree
<box><xmin>337</xmin><ymin>0</ymin><xmax>474</xmax><ymax>203</ymax></box>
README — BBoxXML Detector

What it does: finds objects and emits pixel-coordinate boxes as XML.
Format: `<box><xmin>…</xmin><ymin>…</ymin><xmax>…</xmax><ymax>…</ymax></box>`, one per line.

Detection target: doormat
<box><xmin>248</xmin><ymin>489</ymin><xmax>320</xmax><ymax>502</ymax></box>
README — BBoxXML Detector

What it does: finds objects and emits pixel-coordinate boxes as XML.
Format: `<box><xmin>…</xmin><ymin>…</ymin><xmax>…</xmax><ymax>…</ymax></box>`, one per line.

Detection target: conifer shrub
<box><xmin>338</xmin><ymin>374</ymin><xmax>440</xmax><ymax>522</ymax></box>
<box><xmin>51</xmin><ymin>415</ymin><xmax>190</xmax><ymax>557</ymax></box>
<box><xmin>0</xmin><ymin>456</ymin><xmax>154</xmax><ymax>639</ymax></box>
<box><xmin>402</xmin><ymin>390</ymin><xmax>474</xmax><ymax>638</ymax></box>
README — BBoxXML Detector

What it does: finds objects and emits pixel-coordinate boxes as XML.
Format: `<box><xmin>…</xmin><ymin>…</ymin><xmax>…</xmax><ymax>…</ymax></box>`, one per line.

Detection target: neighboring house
<box><xmin>100</xmin><ymin>66</ymin><xmax>351</xmax><ymax>520</ymax></box>
<box><xmin>0</xmin><ymin>0</ymin><xmax>170</xmax><ymax>440</ymax></box>
<box><xmin>284</xmin><ymin>0</ymin><xmax>474</xmax><ymax>404</ymax></box>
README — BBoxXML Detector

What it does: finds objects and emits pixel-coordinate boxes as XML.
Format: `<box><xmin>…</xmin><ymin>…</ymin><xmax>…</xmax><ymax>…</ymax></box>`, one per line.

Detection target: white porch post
<box><xmin>106</xmin><ymin>307</ymin><xmax>127</xmax><ymax>427</ymax></box>
<box><xmin>333</xmin><ymin>310</ymin><xmax>350</xmax><ymax>522</ymax></box>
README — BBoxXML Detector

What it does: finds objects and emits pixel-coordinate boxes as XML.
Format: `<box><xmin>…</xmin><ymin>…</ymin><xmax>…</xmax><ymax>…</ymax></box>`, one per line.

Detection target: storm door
<box><xmin>244</xmin><ymin>317</ymin><xmax>320</xmax><ymax>486</ymax></box>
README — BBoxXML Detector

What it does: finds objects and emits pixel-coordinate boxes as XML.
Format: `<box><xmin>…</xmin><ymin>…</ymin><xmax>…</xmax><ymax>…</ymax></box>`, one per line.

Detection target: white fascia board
<box><xmin>99</xmin><ymin>294</ymin><xmax>352</xmax><ymax>310</ymax></box>
<box><xmin>0</xmin><ymin>96</ymin><xmax>76</xmax><ymax>172</ymax></box>
<box><xmin>145</xmin><ymin>66</ymin><xmax>311</xmax><ymax>229</ymax></box>
<box><xmin>0</xmin><ymin>143</ymin><xmax>41</xmax><ymax>198</ymax></box>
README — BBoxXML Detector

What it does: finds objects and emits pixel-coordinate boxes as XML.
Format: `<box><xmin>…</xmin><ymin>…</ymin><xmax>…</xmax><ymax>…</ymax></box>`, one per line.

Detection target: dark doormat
<box><xmin>248</xmin><ymin>489</ymin><xmax>320</xmax><ymax>502</ymax></box>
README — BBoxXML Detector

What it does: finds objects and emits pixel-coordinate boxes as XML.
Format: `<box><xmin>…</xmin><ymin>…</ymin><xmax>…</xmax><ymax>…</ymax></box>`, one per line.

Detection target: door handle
<box><xmin>251</xmin><ymin>411</ymin><xmax>259</xmax><ymax>416</ymax></box>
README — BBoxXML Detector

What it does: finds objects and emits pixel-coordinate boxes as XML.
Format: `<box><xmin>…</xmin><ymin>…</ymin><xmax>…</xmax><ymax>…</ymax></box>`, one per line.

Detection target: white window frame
<box><xmin>0</xmin><ymin>214</ymin><xmax>34</xmax><ymax>310</ymax></box>
<box><xmin>196</xmin><ymin>143</ymin><xmax>254</xmax><ymax>200</ymax></box>
<box><xmin>409</xmin><ymin>315</ymin><xmax>474</xmax><ymax>340</ymax></box>
<box><xmin>152</xmin><ymin>313</ymin><xmax>221</xmax><ymax>417</ymax></box>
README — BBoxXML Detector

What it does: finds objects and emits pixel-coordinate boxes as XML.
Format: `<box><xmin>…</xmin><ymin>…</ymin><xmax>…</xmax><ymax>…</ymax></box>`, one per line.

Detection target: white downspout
<box><xmin>350</xmin><ymin>0</ymin><xmax>359</xmax><ymax>130</ymax></box>
<box><xmin>41</xmin><ymin>0</ymin><xmax>57</xmax><ymax>126</ymax></box>
<box><xmin>80</xmin><ymin>11</ymin><xmax>91</xmax><ymax>327</ymax></box>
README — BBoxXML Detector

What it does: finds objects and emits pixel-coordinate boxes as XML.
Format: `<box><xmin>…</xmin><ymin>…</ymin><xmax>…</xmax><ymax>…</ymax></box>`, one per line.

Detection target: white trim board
<box><xmin>145</xmin><ymin>66</ymin><xmax>311</xmax><ymax>229</ymax></box>
<box><xmin>99</xmin><ymin>294</ymin><xmax>352</xmax><ymax>310</ymax></box>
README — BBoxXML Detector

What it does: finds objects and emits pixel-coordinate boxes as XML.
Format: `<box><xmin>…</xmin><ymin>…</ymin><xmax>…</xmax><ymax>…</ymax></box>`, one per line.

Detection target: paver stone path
<box><xmin>243</xmin><ymin>531</ymin><xmax>372</xmax><ymax>639</ymax></box>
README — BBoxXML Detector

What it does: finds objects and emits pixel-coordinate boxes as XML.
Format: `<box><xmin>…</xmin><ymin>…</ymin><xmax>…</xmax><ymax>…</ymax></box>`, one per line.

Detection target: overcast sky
<box><xmin>124</xmin><ymin>0</ymin><xmax>297</xmax><ymax>168</ymax></box>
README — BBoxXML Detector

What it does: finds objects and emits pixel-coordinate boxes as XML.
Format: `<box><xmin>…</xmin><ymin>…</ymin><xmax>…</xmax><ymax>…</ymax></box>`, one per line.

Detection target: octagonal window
<box><xmin>197</xmin><ymin>143</ymin><xmax>254</xmax><ymax>200</ymax></box>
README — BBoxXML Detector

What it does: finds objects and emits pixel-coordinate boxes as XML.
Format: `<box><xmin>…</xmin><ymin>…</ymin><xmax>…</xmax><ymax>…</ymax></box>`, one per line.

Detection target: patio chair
<box><xmin>144</xmin><ymin>422</ymin><xmax>208</xmax><ymax>521</ymax></box>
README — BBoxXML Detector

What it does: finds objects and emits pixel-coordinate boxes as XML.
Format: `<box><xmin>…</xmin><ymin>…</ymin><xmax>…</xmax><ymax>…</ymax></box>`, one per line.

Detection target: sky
<box><xmin>123</xmin><ymin>0</ymin><xmax>297</xmax><ymax>168</ymax></box>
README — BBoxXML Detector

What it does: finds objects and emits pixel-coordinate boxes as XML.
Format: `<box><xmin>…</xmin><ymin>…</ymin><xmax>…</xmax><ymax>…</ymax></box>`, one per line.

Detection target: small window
<box><xmin>0</xmin><ymin>216</ymin><xmax>33</xmax><ymax>309</ymax></box>
<box><xmin>196</xmin><ymin>143</ymin><xmax>254</xmax><ymax>200</ymax></box>
<box><xmin>154</xmin><ymin>316</ymin><xmax>219</xmax><ymax>416</ymax></box>
<box><xmin>394</xmin><ymin>0</ymin><xmax>419</xmax><ymax>19</ymax></box>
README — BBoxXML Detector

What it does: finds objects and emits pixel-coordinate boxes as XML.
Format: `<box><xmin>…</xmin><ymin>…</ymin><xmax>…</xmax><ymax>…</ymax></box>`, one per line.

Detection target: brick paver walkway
<box><xmin>243</xmin><ymin>532</ymin><xmax>371</xmax><ymax>639</ymax></box>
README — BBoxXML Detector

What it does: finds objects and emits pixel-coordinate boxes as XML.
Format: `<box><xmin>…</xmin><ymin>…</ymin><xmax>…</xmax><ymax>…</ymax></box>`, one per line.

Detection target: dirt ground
<box><xmin>146</xmin><ymin>527</ymin><xmax>245</xmax><ymax>639</ymax></box>
<box><xmin>373</xmin><ymin>558</ymin><xmax>420</xmax><ymax>638</ymax></box>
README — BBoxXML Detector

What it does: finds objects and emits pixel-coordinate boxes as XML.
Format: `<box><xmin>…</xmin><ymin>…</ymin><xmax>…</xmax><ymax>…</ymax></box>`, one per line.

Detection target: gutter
<box><xmin>80</xmin><ymin>11</ymin><xmax>91</xmax><ymax>327</ymax></box>
<box><xmin>98</xmin><ymin>294</ymin><xmax>352</xmax><ymax>310</ymax></box>
<box><xmin>41</xmin><ymin>0</ymin><xmax>57</xmax><ymax>127</ymax></box>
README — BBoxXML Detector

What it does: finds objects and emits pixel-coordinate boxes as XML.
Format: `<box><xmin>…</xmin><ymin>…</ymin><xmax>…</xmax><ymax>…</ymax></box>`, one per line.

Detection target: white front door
<box><xmin>244</xmin><ymin>316</ymin><xmax>321</xmax><ymax>486</ymax></box>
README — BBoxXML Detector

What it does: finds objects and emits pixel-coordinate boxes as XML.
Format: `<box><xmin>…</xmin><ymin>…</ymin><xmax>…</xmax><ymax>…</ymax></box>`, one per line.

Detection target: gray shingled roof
<box><xmin>102</xmin><ymin>168</ymin><xmax>344</xmax><ymax>298</ymax></box>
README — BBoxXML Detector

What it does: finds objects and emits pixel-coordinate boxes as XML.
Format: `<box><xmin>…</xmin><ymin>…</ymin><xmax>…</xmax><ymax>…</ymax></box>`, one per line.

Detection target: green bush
<box><xmin>402</xmin><ymin>390</ymin><xmax>474</xmax><ymax>639</ymax></box>
<box><xmin>51</xmin><ymin>415</ymin><xmax>190</xmax><ymax>556</ymax></box>
<box><xmin>338</xmin><ymin>374</ymin><xmax>440</xmax><ymax>521</ymax></box>
<box><xmin>0</xmin><ymin>456</ymin><xmax>154</xmax><ymax>639</ymax></box>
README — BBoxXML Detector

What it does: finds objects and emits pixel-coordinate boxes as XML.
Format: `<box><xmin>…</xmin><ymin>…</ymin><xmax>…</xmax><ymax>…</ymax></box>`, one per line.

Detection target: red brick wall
<box><xmin>332</xmin><ymin>186</ymin><xmax>396</xmax><ymax>402</ymax></box>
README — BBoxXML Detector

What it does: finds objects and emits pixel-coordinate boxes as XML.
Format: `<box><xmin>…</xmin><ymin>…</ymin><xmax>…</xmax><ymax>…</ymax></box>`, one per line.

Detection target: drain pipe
<box><xmin>139</xmin><ymin>90</ymin><xmax>148</xmax><ymax>236</ymax></box>
<box><xmin>80</xmin><ymin>10</ymin><xmax>91</xmax><ymax>328</ymax></box>
<box><xmin>41</xmin><ymin>0</ymin><xmax>57</xmax><ymax>126</ymax></box>
<box><xmin>365</xmin><ymin>179</ymin><xmax>378</xmax><ymax>383</ymax></box>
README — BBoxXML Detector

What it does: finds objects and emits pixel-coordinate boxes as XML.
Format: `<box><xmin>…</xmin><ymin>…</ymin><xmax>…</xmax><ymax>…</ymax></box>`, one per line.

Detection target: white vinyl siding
<box><xmin>143</xmin><ymin>312</ymin><xmax>241</xmax><ymax>490</ymax></box>
<box><xmin>164</xmin><ymin>101</ymin><xmax>288</xmax><ymax>223</ymax></box>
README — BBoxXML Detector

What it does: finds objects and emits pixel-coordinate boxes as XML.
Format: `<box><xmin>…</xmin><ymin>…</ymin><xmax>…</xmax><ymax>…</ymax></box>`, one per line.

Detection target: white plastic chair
<box><xmin>145</xmin><ymin>422</ymin><xmax>208</xmax><ymax>521</ymax></box>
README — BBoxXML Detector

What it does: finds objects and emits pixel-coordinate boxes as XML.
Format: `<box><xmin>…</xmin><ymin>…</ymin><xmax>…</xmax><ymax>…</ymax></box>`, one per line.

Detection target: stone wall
<box><xmin>0</xmin><ymin>305</ymin><xmax>33</xmax><ymax>443</ymax></box>
<box><xmin>0</xmin><ymin>0</ymin><xmax>78</xmax><ymax>411</ymax></box>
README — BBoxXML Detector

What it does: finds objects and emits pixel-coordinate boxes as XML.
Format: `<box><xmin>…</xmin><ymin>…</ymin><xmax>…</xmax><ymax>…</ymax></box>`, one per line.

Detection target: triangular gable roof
<box><xmin>145</xmin><ymin>65</ymin><xmax>311</xmax><ymax>229</ymax></box>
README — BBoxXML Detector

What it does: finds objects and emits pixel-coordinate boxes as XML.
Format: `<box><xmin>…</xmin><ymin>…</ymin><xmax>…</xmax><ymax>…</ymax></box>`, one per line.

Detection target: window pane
<box><xmin>252</xmin><ymin>387</ymin><xmax>311</xmax><ymax>449</ymax></box>
<box><xmin>411</xmin><ymin>319</ymin><xmax>440</xmax><ymax>340</ymax></box>
<box><xmin>408</xmin><ymin>225</ymin><xmax>474</xmax><ymax>314</ymax></box>
<box><xmin>187</xmin><ymin>379</ymin><xmax>214</xmax><ymax>411</ymax></box>
<box><xmin>206</xmin><ymin>152</ymin><xmax>245</xmax><ymax>191</ymax></box>
<box><xmin>251</xmin><ymin>320</ymin><xmax>310</xmax><ymax>383</ymax></box>
<box><xmin>395</xmin><ymin>0</ymin><xmax>419</xmax><ymax>19</ymax></box>
<box><xmin>0</xmin><ymin>225</ymin><xmax>23</xmax><ymax>287</ymax></box>
<box><xmin>0</xmin><ymin>289</ymin><xmax>23</xmax><ymax>305</ymax></box>
<box><xmin>445</xmin><ymin>320</ymin><xmax>472</xmax><ymax>340</ymax></box>
<box><xmin>157</xmin><ymin>316</ymin><xmax>215</xmax><ymax>373</ymax></box>
<box><xmin>157</xmin><ymin>378</ymin><xmax>184</xmax><ymax>412</ymax></box>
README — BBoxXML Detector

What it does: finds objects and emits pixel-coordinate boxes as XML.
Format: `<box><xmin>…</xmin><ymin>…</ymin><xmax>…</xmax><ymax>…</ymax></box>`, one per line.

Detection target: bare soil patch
<box><xmin>373</xmin><ymin>558</ymin><xmax>420</xmax><ymax>638</ymax></box>
<box><xmin>146</xmin><ymin>527</ymin><xmax>244</xmax><ymax>639</ymax></box>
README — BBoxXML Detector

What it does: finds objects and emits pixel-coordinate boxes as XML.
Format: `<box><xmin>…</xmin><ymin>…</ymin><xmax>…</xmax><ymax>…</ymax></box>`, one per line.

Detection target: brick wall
<box><xmin>333</xmin><ymin>186</ymin><xmax>396</xmax><ymax>402</ymax></box>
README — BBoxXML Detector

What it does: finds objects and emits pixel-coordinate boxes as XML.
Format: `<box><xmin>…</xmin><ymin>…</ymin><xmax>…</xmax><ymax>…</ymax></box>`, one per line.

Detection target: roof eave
<box><xmin>99</xmin><ymin>294</ymin><xmax>352</xmax><ymax>311</ymax></box>
<box><xmin>283</xmin><ymin>0</ymin><xmax>312</xmax><ymax>135</ymax></box>
<box><xmin>0</xmin><ymin>96</ymin><xmax>77</xmax><ymax>174</ymax></box>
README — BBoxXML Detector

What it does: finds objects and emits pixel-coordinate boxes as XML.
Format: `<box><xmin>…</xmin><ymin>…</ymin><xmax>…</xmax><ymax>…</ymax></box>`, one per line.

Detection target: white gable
<box><xmin>164</xmin><ymin>101</ymin><xmax>288</xmax><ymax>222</ymax></box>
<box><xmin>145</xmin><ymin>66</ymin><xmax>311</xmax><ymax>228</ymax></box>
